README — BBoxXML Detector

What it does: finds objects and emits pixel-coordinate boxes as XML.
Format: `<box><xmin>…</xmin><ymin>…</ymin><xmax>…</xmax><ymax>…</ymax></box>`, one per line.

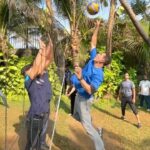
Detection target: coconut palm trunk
<box><xmin>119</xmin><ymin>0</ymin><xmax>150</xmax><ymax>46</ymax></box>
<box><xmin>46</xmin><ymin>0</ymin><xmax>53</xmax><ymax>25</ymax></box>
<box><xmin>70</xmin><ymin>0</ymin><xmax>80</xmax><ymax>67</ymax></box>
<box><xmin>106</xmin><ymin>0</ymin><xmax>116</xmax><ymax>57</ymax></box>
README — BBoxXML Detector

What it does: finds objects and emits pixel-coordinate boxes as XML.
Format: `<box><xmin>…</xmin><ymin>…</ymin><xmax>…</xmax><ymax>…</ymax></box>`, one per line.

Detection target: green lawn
<box><xmin>0</xmin><ymin>95</ymin><xmax>150</xmax><ymax>150</ymax></box>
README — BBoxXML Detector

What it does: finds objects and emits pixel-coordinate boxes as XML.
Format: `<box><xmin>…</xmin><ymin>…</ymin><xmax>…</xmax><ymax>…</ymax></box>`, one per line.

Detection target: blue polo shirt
<box><xmin>25</xmin><ymin>71</ymin><xmax>52</xmax><ymax>117</ymax></box>
<box><xmin>71</xmin><ymin>48</ymin><xmax>104</xmax><ymax>99</ymax></box>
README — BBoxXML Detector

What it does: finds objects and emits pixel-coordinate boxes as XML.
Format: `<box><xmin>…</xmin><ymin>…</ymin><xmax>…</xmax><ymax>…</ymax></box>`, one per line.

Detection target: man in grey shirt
<box><xmin>119</xmin><ymin>73</ymin><xmax>141</xmax><ymax>128</ymax></box>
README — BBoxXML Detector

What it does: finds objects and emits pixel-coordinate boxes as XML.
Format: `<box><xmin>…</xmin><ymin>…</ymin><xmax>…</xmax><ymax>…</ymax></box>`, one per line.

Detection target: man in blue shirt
<box><xmin>71</xmin><ymin>20</ymin><xmax>111</xmax><ymax>150</ymax></box>
<box><xmin>22</xmin><ymin>37</ymin><xmax>53</xmax><ymax>150</ymax></box>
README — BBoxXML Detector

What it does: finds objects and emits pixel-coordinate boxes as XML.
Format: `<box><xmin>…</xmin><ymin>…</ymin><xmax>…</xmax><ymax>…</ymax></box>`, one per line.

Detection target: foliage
<box><xmin>127</xmin><ymin>67</ymin><xmax>138</xmax><ymax>85</ymax></box>
<box><xmin>0</xmin><ymin>0</ymin><xmax>9</xmax><ymax>32</ymax></box>
<box><xmin>94</xmin><ymin>51</ymin><xmax>138</xmax><ymax>98</ymax></box>
<box><xmin>48</xmin><ymin>63</ymin><xmax>63</xmax><ymax>106</ymax></box>
<box><xmin>94</xmin><ymin>51</ymin><xmax>124</xmax><ymax>98</ymax></box>
<box><xmin>0</xmin><ymin>52</ymin><xmax>33</xmax><ymax>97</ymax></box>
<box><xmin>0</xmin><ymin>50</ymin><xmax>63</xmax><ymax>103</ymax></box>
<box><xmin>131</xmin><ymin>0</ymin><xmax>148</xmax><ymax>16</ymax></box>
<box><xmin>113</xmin><ymin>18</ymin><xmax>150</xmax><ymax>75</ymax></box>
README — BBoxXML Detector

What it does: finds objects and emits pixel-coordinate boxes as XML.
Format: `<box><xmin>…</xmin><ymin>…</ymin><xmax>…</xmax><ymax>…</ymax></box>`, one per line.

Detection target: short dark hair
<box><xmin>104</xmin><ymin>55</ymin><xmax>111</xmax><ymax>66</ymax></box>
<box><xmin>21</xmin><ymin>64</ymin><xmax>32</xmax><ymax>76</ymax></box>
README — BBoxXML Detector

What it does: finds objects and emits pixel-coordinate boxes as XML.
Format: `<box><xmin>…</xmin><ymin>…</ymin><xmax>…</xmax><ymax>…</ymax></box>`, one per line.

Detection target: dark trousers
<box><xmin>139</xmin><ymin>95</ymin><xmax>150</xmax><ymax>109</ymax></box>
<box><xmin>70</xmin><ymin>91</ymin><xmax>77</xmax><ymax>115</ymax></box>
<box><xmin>121</xmin><ymin>96</ymin><xmax>138</xmax><ymax>116</ymax></box>
<box><xmin>25</xmin><ymin>113</ymin><xmax>49</xmax><ymax>150</ymax></box>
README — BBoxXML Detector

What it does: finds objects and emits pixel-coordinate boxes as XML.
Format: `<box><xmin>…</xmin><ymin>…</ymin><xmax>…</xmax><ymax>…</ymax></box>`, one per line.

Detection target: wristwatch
<box><xmin>79</xmin><ymin>77</ymin><xmax>83</xmax><ymax>81</ymax></box>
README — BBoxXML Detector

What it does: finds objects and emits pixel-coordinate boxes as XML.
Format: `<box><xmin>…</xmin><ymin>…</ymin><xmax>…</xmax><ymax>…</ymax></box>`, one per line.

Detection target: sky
<box><xmin>9</xmin><ymin>0</ymin><xmax>150</xmax><ymax>49</ymax></box>
<box><xmin>54</xmin><ymin>0</ymin><xmax>150</xmax><ymax>33</ymax></box>
<box><xmin>52</xmin><ymin>1</ymin><xmax>111</xmax><ymax>33</ymax></box>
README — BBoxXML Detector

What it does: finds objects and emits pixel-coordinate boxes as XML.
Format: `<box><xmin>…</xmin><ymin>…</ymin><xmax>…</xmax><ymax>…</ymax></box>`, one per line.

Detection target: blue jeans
<box><xmin>25</xmin><ymin>113</ymin><xmax>49</xmax><ymax>150</ymax></box>
<box><xmin>40</xmin><ymin>113</ymin><xmax>49</xmax><ymax>145</ymax></box>
<box><xmin>139</xmin><ymin>95</ymin><xmax>150</xmax><ymax>109</ymax></box>
<box><xmin>73</xmin><ymin>94</ymin><xmax>105</xmax><ymax>150</ymax></box>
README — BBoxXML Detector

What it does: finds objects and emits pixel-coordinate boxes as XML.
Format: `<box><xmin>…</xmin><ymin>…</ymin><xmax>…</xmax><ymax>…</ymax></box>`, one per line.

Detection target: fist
<box><xmin>75</xmin><ymin>67</ymin><xmax>82</xmax><ymax>79</ymax></box>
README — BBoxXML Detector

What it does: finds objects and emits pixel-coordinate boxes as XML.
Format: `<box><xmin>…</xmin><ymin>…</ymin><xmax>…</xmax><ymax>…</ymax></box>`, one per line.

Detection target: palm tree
<box><xmin>106</xmin><ymin>0</ymin><xmax>116</xmax><ymax>57</ymax></box>
<box><xmin>8</xmin><ymin>0</ymin><xmax>51</xmax><ymax>45</ymax></box>
<box><xmin>0</xmin><ymin>0</ymin><xmax>10</xmax><ymax>59</ymax></box>
<box><xmin>54</xmin><ymin>0</ymin><xmax>110</xmax><ymax>66</ymax></box>
<box><xmin>54</xmin><ymin>0</ymin><xmax>90</xmax><ymax>66</ymax></box>
<box><xmin>119</xmin><ymin>0</ymin><xmax>150</xmax><ymax>46</ymax></box>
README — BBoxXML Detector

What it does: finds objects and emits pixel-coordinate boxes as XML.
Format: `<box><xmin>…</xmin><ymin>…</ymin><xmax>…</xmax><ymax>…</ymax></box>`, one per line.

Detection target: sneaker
<box><xmin>97</xmin><ymin>128</ymin><xmax>103</xmax><ymax>137</ymax></box>
<box><xmin>69</xmin><ymin>113</ymin><xmax>73</xmax><ymax>116</ymax></box>
<box><xmin>147</xmin><ymin>109</ymin><xmax>150</xmax><ymax>112</ymax></box>
<box><xmin>138</xmin><ymin>106</ymin><xmax>141</xmax><ymax>109</ymax></box>
<box><xmin>40</xmin><ymin>144</ymin><xmax>49</xmax><ymax>150</ymax></box>
<box><xmin>137</xmin><ymin>123</ymin><xmax>142</xmax><ymax>128</ymax></box>
<box><xmin>121</xmin><ymin>116</ymin><xmax>126</xmax><ymax>120</ymax></box>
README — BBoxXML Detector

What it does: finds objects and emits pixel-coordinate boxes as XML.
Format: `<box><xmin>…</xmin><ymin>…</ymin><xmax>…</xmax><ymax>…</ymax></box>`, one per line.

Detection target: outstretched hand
<box><xmin>94</xmin><ymin>20</ymin><xmax>101</xmax><ymax>27</ymax></box>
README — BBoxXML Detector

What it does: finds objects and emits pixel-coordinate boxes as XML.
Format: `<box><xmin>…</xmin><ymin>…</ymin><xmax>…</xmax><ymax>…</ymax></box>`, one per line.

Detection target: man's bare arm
<box><xmin>132</xmin><ymin>88</ymin><xmax>136</xmax><ymax>103</ymax></box>
<box><xmin>90</xmin><ymin>20</ymin><xmax>101</xmax><ymax>50</ymax></box>
<box><xmin>26</xmin><ymin>38</ymin><xmax>53</xmax><ymax>79</ymax></box>
<box><xmin>74</xmin><ymin>66</ymin><xmax>92</xmax><ymax>94</ymax></box>
<box><xmin>79</xmin><ymin>79</ymin><xmax>93</xmax><ymax>94</ymax></box>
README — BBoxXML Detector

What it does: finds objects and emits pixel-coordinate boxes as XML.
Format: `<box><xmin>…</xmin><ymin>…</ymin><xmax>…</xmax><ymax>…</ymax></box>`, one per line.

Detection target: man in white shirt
<box><xmin>139</xmin><ymin>75</ymin><xmax>150</xmax><ymax>111</ymax></box>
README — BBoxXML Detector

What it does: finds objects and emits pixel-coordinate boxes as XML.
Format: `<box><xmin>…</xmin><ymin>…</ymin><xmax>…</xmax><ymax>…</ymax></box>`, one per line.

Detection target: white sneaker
<box><xmin>97</xmin><ymin>128</ymin><xmax>103</xmax><ymax>137</ymax></box>
<box><xmin>147</xmin><ymin>109</ymin><xmax>150</xmax><ymax>112</ymax></box>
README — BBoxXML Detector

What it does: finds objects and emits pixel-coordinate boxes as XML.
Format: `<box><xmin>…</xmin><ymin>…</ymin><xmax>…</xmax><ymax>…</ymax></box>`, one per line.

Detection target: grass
<box><xmin>0</xmin><ymin>95</ymin><xmax>150</xmax><ymax>150</ymax></box>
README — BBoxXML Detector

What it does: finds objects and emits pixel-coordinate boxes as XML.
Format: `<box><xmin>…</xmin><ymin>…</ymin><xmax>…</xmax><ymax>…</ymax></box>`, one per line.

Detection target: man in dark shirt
<box><xmin>22</xmin><ymin>37</ymin><xmax>53</xmax><ymax>150</ymax></box>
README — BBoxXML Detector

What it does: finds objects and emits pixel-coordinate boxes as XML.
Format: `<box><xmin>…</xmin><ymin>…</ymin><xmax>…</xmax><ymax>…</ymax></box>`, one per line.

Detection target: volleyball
<box><xmin>86</xmin><ymin>2</ymin><xmax>100</xmax><ymax>15</ymax></box>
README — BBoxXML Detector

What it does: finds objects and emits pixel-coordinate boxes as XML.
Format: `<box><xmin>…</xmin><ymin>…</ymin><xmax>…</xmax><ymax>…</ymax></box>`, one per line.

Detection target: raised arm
<box><xmin>41</xmin><ymin>38</ymin><xmax>53</xmax><ymax>70</ymax></box>
<box><xmin>90</xmin><ymin>20</ymin><xmax>101</xmax><ymax>50</ymax></box>
<box><xmin>26</xmin><ymin>38</ymin><xmax>53</xmax><ymax>79</ymax></box>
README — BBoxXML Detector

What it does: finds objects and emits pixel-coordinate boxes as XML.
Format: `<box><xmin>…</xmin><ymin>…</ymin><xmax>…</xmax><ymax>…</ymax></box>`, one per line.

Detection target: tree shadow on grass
<box><xmin>93</xmin><ymin>104</ymin><xmax>120</xmax><ymax>120</ymax></box>
<box><xmin>93</xmin><ymin>104</ymin><xmax>136</xmax><ymax>127</ymax></box>
<box><xmin>103</xmin><ymin>128</ymin><xmax>138</xmax><ymax>150</ymax></box>
<box><xmin>141</xmin><ymin>138</ymin><xmax>150</xmax><ymax>149</ymax></box>
<box><xmin>103</xmin><ymin>128</ymin><xmax>150</xmax><ymax>150</ymax></box>
<box><xmin>59</xmin><ymin>99</ymin><xmax>70</xmax><ymax>114</ymax></box>
<box><xmin>12</xmin><ymin>115</ymin><xmax>27</xmax><ymax>150</ymax></box>
<box><xmin>52</xmin><ymin>95</ymin><xmax>70</xmax><ymax>114</ymax></box>
<box><xmin>13</xmin><ymin>116</ymin><xmax>84</xmax><ymax>150</ymax></box>
<box><xmin>47</xmin><ymin>119</ymin><xmax>84</xmax><ymax>150</ymax></box>
<box><xmin>68</xmin><ymin>125</ymin><xmax>95</xmax><ymax>150</ymax></box>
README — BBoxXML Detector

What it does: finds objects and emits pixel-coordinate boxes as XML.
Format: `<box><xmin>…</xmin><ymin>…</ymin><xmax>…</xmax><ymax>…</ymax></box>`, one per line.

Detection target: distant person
<box><xmin>22</xmin><ymin>37</ymin><xmax>53</xmax><ymax>150</ymax></box>
<box><xmin>71</xmin><ymin>20</ymin><xmax>111</xmax><ymax>150</ymax></box>
<box><xmin>66</xmin><ymin>85</ymin><xmax>77</xmax><ymax>115</ymax></box>
<box><xmin>138</xmin><ymin>75</ymin><xmax>150</xmax><ymax>111</ymax></box>
<box><xmin>64</xmin><ymin>65</ymin><xmax>72</xmax><ymax>92</ymax></box>
<box><xmin>119</xmin><ymin>73</ymin><xmax>141</xmax><ymax>128</ymax></box>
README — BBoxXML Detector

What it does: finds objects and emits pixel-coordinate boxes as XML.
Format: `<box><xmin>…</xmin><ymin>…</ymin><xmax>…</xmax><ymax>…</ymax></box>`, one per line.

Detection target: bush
<box><xmin>0</xmin><ymin>52</ymin><xmax>33</xmax><ymax>99</ymax></box>
<box><xmin>95</xmin><ymin>51</ymin><xmax>137</xmax><ymax>98</ymax></box>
